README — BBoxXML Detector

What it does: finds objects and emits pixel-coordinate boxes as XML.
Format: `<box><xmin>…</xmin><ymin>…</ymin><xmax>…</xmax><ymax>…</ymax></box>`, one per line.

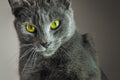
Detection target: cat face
<box><xmin>9</xmin><ymin>0</ymin><xmax>75</xmax><ymax>57</ymax></box>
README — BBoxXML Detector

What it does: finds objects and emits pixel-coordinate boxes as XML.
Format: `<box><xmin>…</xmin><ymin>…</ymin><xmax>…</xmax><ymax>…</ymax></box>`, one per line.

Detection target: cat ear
<box><xmin>61</xmin><ymin>0</ymin><xmax>72</xmax><ymax>9</ymax></box>
<box><xmin>8</xmin><ymin>0</ymin><xmax>32</xmax><ymax>10</ymax></box>
<box><xmin>8</xmin><ymin>0</ymin><xmax>23</xmax><ymax>9</ymax></box>
<box><xmin>8</xmin><ymin>0</ymin><xmax>32</xmax><ymax>17</ymax></box>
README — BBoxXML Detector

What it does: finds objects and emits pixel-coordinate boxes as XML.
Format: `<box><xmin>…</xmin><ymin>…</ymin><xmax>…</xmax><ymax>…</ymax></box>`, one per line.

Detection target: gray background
<box><xmin>0</xmin><ymin>0</ymin><xmax>120</xmax><ymax>80</ymax></box>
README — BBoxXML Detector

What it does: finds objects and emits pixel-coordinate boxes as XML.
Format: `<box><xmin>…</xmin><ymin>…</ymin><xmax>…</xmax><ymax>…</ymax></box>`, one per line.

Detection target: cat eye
<box><xmin>25</xmin><ymin>24</ymin><xmax>36</xmax><ymax>33</ymax></box>
<box><xmin>50</xmin><ymin>20</ymin><xmax>60</xmax><ymax>30</ymax></box>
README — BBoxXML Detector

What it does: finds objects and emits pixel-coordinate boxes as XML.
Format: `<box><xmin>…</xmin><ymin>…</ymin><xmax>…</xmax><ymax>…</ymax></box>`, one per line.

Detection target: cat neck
<box><xmin>61</xmin><ymin>30</ymin><xmax>83</xmax><ymax>50</ymax></box>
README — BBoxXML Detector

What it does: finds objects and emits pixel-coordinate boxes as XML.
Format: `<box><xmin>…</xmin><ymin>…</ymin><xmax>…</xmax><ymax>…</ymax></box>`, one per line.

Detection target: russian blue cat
<box><xmin>8</xmin><ymin>0</ymin><xmax>108</xmax><ymax>80</ymax></box>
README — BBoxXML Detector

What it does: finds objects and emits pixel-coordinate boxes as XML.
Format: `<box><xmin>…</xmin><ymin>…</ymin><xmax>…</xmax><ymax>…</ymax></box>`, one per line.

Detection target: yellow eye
<box><xmin>50</xmin><ymin>20</ymin><xmax>60</xmax><ymax>30</ymax></box>
<box><xmin>25</xmin><ymin>24</ymin><xmax>36</xmax><ymax>33</ymax></box>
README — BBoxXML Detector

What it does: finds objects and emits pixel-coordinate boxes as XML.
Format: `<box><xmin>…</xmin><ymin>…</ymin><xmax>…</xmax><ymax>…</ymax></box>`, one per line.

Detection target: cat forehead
<box><xmin>24</xmin><ymin>0</ymin><xmax>70</xmax><ymax>5</ymax></box>
<box><xmin>8</xmin><ymin>0</ymin><xmax>71</xmax><ymax>10</ymax></box>
<box><xmin>27</xmin><ymin>3</ymin><xmax>65</xmax><ymax>17</ymax></box>
<box><xmin>28</xmin><ymin>0</ymin><xmax>67</xmax><ymax>10</ymax></box>
<box><xmin>23</xmin><ymin>0</ymin><xmax>66</xmax><ymax>14</ymax></box>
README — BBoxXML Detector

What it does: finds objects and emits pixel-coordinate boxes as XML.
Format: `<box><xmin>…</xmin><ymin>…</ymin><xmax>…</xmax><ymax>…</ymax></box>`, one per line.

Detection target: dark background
<box><xmin>0</xmin><ymin>0</ymin><xmax>120</xmax><ymax>80</ymax></box>
<box><xmin>72</xmin><ymin>0</ymin><xmax>120</xmax><ymax>80</ymax></box>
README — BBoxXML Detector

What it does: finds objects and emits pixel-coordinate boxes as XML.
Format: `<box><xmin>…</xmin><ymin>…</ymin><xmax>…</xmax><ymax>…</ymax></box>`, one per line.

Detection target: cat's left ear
<box><xmin>53</xmin><ymin>0</ymin><xmax>71</xmax><ymax>9</ymax></box>
<box><xmin>61</xmin><ymin>0</ymin><xmax>72</xmax><ymax>9</ymax></box>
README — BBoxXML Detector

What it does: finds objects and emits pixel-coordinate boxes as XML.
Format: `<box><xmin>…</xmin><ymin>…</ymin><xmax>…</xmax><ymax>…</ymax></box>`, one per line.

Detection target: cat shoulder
<box><xmin>81</xmin><ymin>33</ymin><xmax>98</xmax><ymax>61</ymax></box>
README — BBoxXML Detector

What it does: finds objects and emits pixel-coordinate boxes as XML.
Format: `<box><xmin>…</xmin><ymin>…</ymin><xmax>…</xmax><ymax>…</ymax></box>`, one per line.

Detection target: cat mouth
<box><xmin>33</xmin><ymin>46</ymin><xmax>58</xmax><ymax>57</ymax></box>
<box><xmin>34</xmin><ymin>42</ymin><xmax>52</xmax><ymax>52</ymax></box>
<box><xmin>34</xmin><ymin>45</ymin><xmax>47</xmax><ymax>52</ymax></box>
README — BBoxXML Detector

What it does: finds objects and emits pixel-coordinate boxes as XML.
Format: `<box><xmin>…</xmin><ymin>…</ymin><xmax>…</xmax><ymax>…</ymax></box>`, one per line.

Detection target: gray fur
<box><xmin>8</xmin><ymin>0</ymin><xmax>108</xmax><ymax>80</ymax></box>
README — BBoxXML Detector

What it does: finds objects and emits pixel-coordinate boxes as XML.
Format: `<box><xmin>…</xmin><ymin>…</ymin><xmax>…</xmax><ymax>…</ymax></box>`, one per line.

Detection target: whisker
<box><xmin>29</xmin><ymin>50</ymin><xmax>36</xmax><ymax>67</ymax></box>
<box><xmin>19</xmin><ymin>48</ymin><xmax>34</xmax><ymax>61</ymax></box>
<box><xmin>33</xmin><ymin>52</ymin><xmax>38</xmax><ymax>67</ymax></box>
<box><xmin>20</xmin><ymin>44</ymin><xmax>33</xmax><ymax>48</ymax></box>
<box><xmin>21</xmin><ymin>49</ymin><xmax>35</xmax><ymax>74</ymax></box>
<box><xmin>60</xmin><ymin>46</ymin><xmax>69</xmax><ymax>54</ymax></box>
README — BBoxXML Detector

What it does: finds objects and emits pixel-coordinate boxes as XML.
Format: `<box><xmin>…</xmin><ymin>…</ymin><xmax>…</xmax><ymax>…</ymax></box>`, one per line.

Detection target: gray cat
<box><xmin>8</xmin><ymin>0</ymin><xmax>108</xmax><ymax>80</ymax></box>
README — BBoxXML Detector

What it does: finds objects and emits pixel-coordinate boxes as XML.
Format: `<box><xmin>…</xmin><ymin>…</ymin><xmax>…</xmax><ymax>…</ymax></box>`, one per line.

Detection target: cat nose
<box><xmin>41</xmin><ymin>42</ymin><xmax>51</xmax><ymax>48</ymax></box>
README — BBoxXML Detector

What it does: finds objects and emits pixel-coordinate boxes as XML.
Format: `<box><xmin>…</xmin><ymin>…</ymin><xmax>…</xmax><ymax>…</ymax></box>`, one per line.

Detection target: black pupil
<box><xmin>29</xmin><ymin>25</ymin><xmax>33</xmax><ymax>29</ymax></box>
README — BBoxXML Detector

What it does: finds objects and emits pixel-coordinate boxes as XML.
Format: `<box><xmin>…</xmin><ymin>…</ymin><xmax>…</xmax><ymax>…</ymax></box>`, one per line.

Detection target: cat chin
<box><xmin>34</xmin><ymin>45</ymin><xmax>46</xmax><ymax>52</ymax></box>
<box><xmin>41</xmin><ymin>51</ymin><xmax>56</xmax><ymax>57</ymax></box>
<box><xmin>33</xmin><ymin>47</ymin><xmax>56</xmax><ymax>57</ymax></box>
<box><xmin>38</xmin><ymin>48</ymin><xmax>56</xmax><ymax>57</ymax></box>
<box><xmin>35</xmin><ymin>48</ymin><xmax>46</xmax><ymax>52</ymax></box>
<box><xmin>34</xmin><ymin>44</ymin><xmax>60</xmax><ymax>57</ymax></box>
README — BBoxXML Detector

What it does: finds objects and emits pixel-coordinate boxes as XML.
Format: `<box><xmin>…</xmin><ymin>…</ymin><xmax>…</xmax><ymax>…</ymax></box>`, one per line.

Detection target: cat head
<box><xmin>8</xmin><ymin>0</ymin><xmax>76</xmax><ymax>57</ymax></box>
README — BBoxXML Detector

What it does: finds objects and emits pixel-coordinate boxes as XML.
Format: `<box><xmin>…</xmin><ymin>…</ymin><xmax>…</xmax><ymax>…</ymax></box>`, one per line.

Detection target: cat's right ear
<box><xmin>8</xmin><ymin>0</ymin><xmax>31</xmax><ymax>17</ymax></box>
<box><xmin>8</xmin><ymin>0</ymin><xmax>23</xmax><ymax>10</ymax></box>
<box><xmin>8</xmin><ymin>0</ymin><xmax>24</xmax><ymax>17</ymax></box>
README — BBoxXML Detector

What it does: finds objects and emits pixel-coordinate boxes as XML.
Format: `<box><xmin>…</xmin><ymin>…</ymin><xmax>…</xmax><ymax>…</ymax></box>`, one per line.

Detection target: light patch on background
<box><xmin>0</xmin><ymin>0</ymin><xmax>19</xmax><ymax>80</ymax></box>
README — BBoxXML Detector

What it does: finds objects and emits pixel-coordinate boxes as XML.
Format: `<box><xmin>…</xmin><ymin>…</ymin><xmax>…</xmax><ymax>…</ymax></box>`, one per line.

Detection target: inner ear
<box><xmin>13</xmin><ymin>7</ymin><xmax>24</xmax><ymax>17</ymax></box>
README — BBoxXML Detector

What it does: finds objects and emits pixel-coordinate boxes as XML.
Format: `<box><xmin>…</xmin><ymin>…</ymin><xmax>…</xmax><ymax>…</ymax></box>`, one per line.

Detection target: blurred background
<box><xmin>0</xmin><ymin>0</ymin><xmax>120</xmax><ymax>80</ymax></box>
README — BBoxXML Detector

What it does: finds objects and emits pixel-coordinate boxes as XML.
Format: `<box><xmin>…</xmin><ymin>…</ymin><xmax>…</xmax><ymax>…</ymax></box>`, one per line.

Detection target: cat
<box><xmin>8</xmin><ymin>0</ymin><xmax>108</xmax><ymax>80</ymax></box>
